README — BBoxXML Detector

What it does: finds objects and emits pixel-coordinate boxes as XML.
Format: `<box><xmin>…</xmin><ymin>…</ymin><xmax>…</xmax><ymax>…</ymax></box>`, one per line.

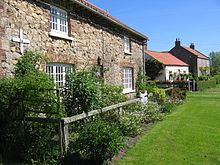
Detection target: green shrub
<box><xmin>14</xmin><ymin>50</ymin><xmax>48</xmax><ymax>77</ymax></box>
<box><xmin>23</xmin><ymin>122</ymin><xmax>60</xmax><ymax>164</ymax></box>
<box><xmin>101</xmin><ymin>85</ymin><xmax>127</xmax><ymax>106</ymax></box>
<box><xmin>171</xmin><ymin>88</ymin><xmax>186</xmax><ymax>101</ymax></box>
<box><xmin>141</xmin><ymin>103</ymin><xmax>165</xmax><ymax>123</ymax></box>
<box><xmin>198</xmin><ymin>76</ymin><xmax>209</xmax><ymax>81</ymax></box>
<box><xmin>151</xmin><ymin>88</ymin><xmax>166</xmax><ymax>104</ymax></box>
<box><xmin>119</xmin><ymin>113</ymin><xmax>142</xmax><ymax>137</ymax></box>
<box><xmin>124</xmin><ymin>103</ymin><xmax>164</xmax><ymax>124</ymax></box>
<box><xmin>0</xmin><ymin>50</ymin><xmax>62</xmax><ymax>164</ymax></box>
<box><xmin>214</xmin><ymin>75</ymin><xmax>220</xmax><ymax>84</ymax></box>
<box><xmin>136</xmin><ymin>72</ymin><xmax>150</xmax><ymax>93</ymax></box>
<box><xmin>197</xmin><ymin>78</ymin><xmax>216</xmax><ymax>91</ymax></box>
<box><xmin>63</xmin><ymin>69</ymin><xmax>103</xmax><ymax>116</ymax></box>
<box><xmin>160</xmin><ymin>102</ymin><xmax>175</xmax><ymax>113</ymax></box>
<box><xmin>145</xmin><ymin>81</ymin><xmax>157</xmax><ymax>93</ymax></box>
<box><xmin>69</xmin><ymin>119</ymin><xmax>123</xmax><ymax>164</ymax></box>
<box><xmin>0</xmin><ymin>73</ymin><xmax>62</xmax><ymax>164</ymax></box>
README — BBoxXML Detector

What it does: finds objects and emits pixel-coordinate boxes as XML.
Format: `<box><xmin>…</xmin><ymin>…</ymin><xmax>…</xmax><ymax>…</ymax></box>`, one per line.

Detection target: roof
<box><xmin>71</xmin><ymin>0</ymin><xmax>148</xmax><ymax>40</ymax></box>
<box><xmin>145</xmin><ymin>50</ymin><xmax>188</xmax><ymax>66</ymax></box>
<box><xmin>183</xmin><ymin>47</ymin><xmax>209</xmax><ymax>59</ymax></box>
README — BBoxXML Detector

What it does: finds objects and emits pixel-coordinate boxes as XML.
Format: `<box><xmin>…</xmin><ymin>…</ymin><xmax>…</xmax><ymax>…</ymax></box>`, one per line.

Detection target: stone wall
<box><xmin>0</xmin><ymin>0</ymin><xmax>145</xmax><ymax>95</ymax></box>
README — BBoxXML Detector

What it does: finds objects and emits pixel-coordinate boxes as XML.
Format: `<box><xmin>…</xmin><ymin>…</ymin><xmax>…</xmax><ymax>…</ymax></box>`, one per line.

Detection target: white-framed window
<box><xmin>46</xmin><ymin>63</ymin><xmax>73</xmax><ymax>88</ymax></box>
<box><xmin>124</xmin><ymin>36</ymin><xmax>131</xmax><ymax>54</ymax></box>
<box><xmin>50</xmin><ymin>6</ymin><xmax>68</xmax><ymax>34</ymax></box>
<box><xmin>123</xmin><ymin>67</ymin><xmax>134</xmax><ymax>93</ymax></box>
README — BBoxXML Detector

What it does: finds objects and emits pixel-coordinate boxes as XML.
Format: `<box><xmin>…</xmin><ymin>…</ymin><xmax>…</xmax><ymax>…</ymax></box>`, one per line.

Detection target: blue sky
<box><xmin>87</xmin><ymin>0</ymin><xmax>220</xmax><ymax>56</ymax></box>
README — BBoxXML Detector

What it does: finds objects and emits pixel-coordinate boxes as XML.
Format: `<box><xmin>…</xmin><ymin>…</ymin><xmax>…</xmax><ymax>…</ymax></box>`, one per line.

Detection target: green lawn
<box><xmin>116</xmin><ymin>88</ymin><xmax>220</xmax><ymax>165</ymax></box>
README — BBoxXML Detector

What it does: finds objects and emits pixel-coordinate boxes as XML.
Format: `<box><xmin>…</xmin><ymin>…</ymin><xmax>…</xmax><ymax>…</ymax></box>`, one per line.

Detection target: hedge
<box><xmin>197</xmin><ymin>78</ymin><xmax>216</xmax><ymax>91</ymax></box>
<box><xmin>214</xmin><ymin>75</ymin><xmax>220</xmax><ymax>84</ymax></box>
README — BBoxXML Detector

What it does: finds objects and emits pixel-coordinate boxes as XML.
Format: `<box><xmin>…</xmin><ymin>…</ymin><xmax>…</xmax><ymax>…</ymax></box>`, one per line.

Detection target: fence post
<box><xmin>188</xmin><ymin>81</ymin><xmax>191</xmax><ymax>91</ymax></box>
<box><xmin>193</xmin><ymin>80</ymin><xmax>196</xmax><ymax>91</ymax></box>
<box><xmin>59</xmin><ymin>119</ymin><xmax>69</xmax><ymax>155</ymax></box>
<box><xmin>119</xmin><ymin>107</ymin><xmax>123</xmax><ymax>115</ymax></box>
<box><xmin>63</xmin><ymin>123</ymin><xmax>69</xmax><ymax>152</ymax></box>
<box><xmin>58</xmin><ymin>120</ymin><xmax>64</xmax><ymax>156</ymax></box>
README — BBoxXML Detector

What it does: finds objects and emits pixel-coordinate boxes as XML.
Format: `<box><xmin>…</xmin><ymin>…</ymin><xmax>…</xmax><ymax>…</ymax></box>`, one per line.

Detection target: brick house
<box><xmin>169</xmin><ymin>39</ymin><xmax>210</xmax><ymax>78</ymax></box>
<box><xmin>145</xmin><ymin>50</ymin><xmax>189</xmax><ymax>81</ymax></box>
<box><xmin>0</xmin><ymin>0</ymin><xmax>148</xmax><ymax>95</ymax></box>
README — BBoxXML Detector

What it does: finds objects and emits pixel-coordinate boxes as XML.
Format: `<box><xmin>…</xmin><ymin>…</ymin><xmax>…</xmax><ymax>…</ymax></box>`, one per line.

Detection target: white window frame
<box><xmin>49</xmin><ymin>6</ymin><xmax>74</xmax><ymax>41</ymax></box>
<box><xmin>46</xmin><ymin>63</ymin><xmax>73</xmax><ymax>88</ymax></box>
<box><xmin>124</xmin><ymin>36</ymin><xmax>132</xmax><ymax>54</ymax></box>
<box><xmin>122</xmin><ymin>67</ymin><xmax>134</xmax><ymax>93</ymax></box>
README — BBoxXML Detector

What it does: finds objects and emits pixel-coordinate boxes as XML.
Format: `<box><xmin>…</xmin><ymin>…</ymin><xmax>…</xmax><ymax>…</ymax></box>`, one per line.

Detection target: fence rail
<box><xmin>60</xmin><ymin>98</ymin><xmax>141</xmax><ymax>153</ymax></box>
<box><xmin>25</xmin><ymin>98</ymin><xmax>141</xmax><ymax>155</ymax></box>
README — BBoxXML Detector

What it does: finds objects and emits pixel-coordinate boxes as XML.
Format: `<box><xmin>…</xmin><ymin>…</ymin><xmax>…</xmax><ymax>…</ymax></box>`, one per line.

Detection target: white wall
<box><xmin>155</xmin><ymin>65</ymin><xmax>189</xmax><ymax>80</ymax></box>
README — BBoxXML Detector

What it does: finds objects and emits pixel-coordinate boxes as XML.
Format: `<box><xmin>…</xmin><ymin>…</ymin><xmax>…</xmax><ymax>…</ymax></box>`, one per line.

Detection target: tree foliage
<box><xmin>209</xmin><ymin>51</ymin><xmax>220</xmax><ymax>75</ymax></box>
<box><xmin>145</xmin><ymin>59</ymin><xmax>164</xmax><ymax>80</ymax></box>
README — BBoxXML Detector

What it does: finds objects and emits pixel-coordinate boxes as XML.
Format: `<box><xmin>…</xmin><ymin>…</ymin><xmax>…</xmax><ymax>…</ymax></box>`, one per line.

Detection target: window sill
<box><xmin>124</xmin><ymin>51</ymin><xmax>132</xmax><ymax>55</ymax></box>
<box><xmin>123</xmin><ymin>89</ymin><xmax>135</xmax><ymax>94</ymax></box>
<box><xmin>49</xmin><ymin>32</ymin><xmax>74</xmax><ymax>41</ymax></box>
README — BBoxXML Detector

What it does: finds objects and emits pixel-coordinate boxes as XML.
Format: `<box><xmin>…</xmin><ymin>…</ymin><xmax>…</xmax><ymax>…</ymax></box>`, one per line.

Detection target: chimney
<box><xmin>190</xmin><ymin>43</ymin><xmax>195</xmax><ymax>49</ymax></box>
<box><xmin>175</xmin><ymin>38</ymin><xmax>181</xmax><ymax>47</ymax></box>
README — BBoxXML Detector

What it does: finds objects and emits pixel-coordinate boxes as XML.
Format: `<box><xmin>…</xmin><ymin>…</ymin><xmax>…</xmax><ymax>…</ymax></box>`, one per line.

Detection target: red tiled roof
<box><xmin>145</xmin><ymin>50</ymin><xmax>188</xmax><ymax>66</ymax></box>
<box><xmin>183</xmin><ymin>47</ymin><xmax>209</xmax><ymax>59</ymax></box>
<box><xmin>72</xmin><ymin>0</ymin><xmax>148</xmax><ymax>39</ymax></box>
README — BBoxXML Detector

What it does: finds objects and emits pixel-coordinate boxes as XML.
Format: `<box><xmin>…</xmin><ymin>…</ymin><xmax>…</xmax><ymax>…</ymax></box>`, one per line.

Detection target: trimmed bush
<box><xmin>197</xmin><ymin>78</ymin><xmax>216</xmax><ymax>91</ymax></box>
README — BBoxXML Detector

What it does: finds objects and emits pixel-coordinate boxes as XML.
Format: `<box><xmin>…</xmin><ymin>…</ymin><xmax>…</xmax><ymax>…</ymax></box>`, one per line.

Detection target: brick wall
<box><xmin>170</xmin><ymin>46</ymin><xmax>198</xmax><ymax>77</ymax></box>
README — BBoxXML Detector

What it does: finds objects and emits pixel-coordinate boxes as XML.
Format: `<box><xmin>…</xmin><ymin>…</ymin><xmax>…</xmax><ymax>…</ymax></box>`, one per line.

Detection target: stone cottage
<box><xmin>0</xmin><ymin>0</ymin><xmax>148</xmax><ymax>95</ymax></box>
<box><xmin>169</xmin><ymin>39</ymin><xmax>210</xmax><ymax>78</ymax></box>
<box><xmin>145</xmin><ymin>50</ymin><xmax>189</xmax><ymax>81</ymax></box>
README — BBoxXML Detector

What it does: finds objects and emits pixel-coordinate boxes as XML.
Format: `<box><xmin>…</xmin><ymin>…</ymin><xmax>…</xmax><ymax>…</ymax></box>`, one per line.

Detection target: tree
<box><xmin>145</xmin><ymin>59</ymin><xmax>164</xmax><ymax>80</ymax></box>
<box><xmin>209</xmin><ymin>51</ymin><xmax>220</xmax><ymax>75</ymax></box>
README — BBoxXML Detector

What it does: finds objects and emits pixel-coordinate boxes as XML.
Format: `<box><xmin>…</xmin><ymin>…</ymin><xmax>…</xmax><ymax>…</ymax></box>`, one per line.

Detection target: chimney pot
<box><xmin>190</xmin><ymin>43</ymin><xmax>195</xmax><ymax>49</ymax></box>
<box><xmin>175</xmin><ymin>38</ymin><xmax>181</xmax><ymax>47</ymax></box>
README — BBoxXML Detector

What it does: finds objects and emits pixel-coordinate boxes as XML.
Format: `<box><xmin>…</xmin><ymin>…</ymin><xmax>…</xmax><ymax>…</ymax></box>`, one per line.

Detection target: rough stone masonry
<box><xmin>0</xmin><ymin>0</ymin><xmax>147</xmax><ymax>96</ymax></box>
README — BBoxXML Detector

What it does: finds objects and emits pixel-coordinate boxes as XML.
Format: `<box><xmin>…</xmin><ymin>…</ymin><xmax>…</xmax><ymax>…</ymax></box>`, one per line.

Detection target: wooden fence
<box><xmin>25</xmin><ymin>98</ymin><xmax>141</xmax><ymax>155</ymax></box>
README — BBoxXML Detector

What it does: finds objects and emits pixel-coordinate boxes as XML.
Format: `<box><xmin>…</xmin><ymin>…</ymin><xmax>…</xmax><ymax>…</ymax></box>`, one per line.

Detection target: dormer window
<box><xmin>49</xmin><ymin>6</ymin><xmax>74</xmax><ymax>40</ymax></box>
<box><xmin>124</xmin><ymin>36</ymin><xmax>132</xmax><ymax>54</ymax></box>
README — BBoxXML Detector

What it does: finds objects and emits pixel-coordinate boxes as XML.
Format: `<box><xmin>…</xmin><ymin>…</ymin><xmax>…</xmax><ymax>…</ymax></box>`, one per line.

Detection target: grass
<box><xmin>116</xmin><ymin>87</ymin><xmax>220</xmax><ymax>165</ymax></box>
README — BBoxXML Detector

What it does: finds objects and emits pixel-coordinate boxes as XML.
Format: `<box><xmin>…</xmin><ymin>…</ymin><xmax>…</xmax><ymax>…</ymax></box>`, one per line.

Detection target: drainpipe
<box><xmin>142</xmin><ymin>39</ymin><xmax>147</xmax><ymax>76</ymax></box>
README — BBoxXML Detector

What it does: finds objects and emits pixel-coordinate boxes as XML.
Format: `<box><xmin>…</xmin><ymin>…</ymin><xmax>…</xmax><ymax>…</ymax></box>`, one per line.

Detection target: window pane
<box><xmin>46</xmin><ymin>64</ymin><xmax>73</xmax><ymax>88</ymax></box>
<box><xmin>123</xmin><ymin>67</ymin><xmax>133</xmax><ymax>90</ymax></box>
<box><xmin>50</xmin><ymin>6</ymin><xmax>67</xmax><ymax>33</ymax></box>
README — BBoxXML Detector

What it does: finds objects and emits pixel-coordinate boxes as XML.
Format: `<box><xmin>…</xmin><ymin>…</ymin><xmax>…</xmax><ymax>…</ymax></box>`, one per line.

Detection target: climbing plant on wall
<box><xmin>145</xmin><ymin>59</ymin><xmax>164</xmax><ymax>80</ymax></box>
